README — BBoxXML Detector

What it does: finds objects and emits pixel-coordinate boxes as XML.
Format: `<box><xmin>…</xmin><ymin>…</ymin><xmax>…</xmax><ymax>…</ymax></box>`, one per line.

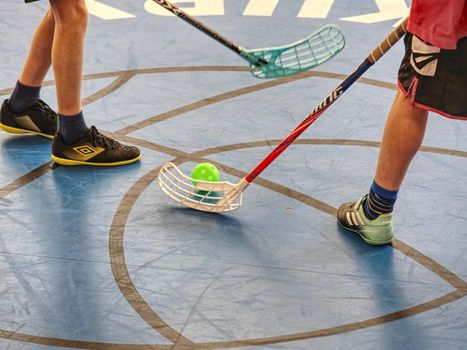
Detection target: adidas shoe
<box><xmin>52</xmin><ymin>126</ymin><xmax>141</xmax><ymax>166</ymax></box>
<box><xmin>0</xmin><ymin>99</ymin><xmax>57</xmax><ymax>139</ymax></box>
<box><xmin>337</xmin><ymin>195</ymin><xmax>393</xmax><ymax>245</ymax></box>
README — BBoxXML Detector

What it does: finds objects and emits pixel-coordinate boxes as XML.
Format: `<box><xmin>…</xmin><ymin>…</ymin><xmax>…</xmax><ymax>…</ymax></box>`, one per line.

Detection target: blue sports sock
<box><xmin>363</xmin><ymin>180</ymin><xmax>398</xmax><ymax>220</ymax></box>
<box><xmin>9</xmin><ymin>80</ymin><xmax>41</xmax><ymax>114</ymax></box>
<box><xmin>58</xmin><ymin>111</ymin><xmax>88</xmax><ymax>144</ymax></box>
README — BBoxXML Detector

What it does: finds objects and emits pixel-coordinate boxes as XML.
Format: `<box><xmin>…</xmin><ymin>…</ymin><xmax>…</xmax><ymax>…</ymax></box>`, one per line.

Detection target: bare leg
<box><xmin>336</xmin><ymin>90</ymin><xmax>428</xmax><ymax>245</ymax></box>
<box><xmin>374</xmin><ymin>90</ymin><xmax>428</xmax><ymax>191</ymax></box>
<box><xmin>49</xmin><ymin>0</ymin><xmax>88</xmax><ymax>116</ymax></box>
<box><xmin>18</xmin><ymin>9</ymin><xmax>55</xmax><ymax>87</ymax></box>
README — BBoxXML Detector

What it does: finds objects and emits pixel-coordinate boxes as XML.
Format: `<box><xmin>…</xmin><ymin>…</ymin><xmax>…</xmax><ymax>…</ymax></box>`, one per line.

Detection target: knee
<box><xmin>50</xmin><ymin>0</ymin><xmax>88</xmax><ymax>29</ymax></box>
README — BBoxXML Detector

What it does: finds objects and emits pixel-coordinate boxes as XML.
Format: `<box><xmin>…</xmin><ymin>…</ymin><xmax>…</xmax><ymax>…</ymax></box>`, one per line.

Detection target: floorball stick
<box><xmin>158</xmin><ymin>17</ymin><xmax>409</xmax><ymax>212</ymax></box>
<box><xmin>151</xmin><ymin>0</ymin><xmax>345</xmax><ymax>79</ymax></box>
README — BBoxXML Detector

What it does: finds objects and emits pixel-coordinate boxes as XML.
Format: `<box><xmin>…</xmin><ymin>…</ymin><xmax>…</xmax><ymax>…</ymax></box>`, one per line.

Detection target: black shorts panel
<box><xmin>398</xmin><ymin>33</ymin><xmax>467</xmax><ymax>119</ymax></box>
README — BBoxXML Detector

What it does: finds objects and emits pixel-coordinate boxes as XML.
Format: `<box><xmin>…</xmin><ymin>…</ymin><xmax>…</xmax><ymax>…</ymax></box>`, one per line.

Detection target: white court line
<box><xmin>86</xmin><ymin>0</ymin><xmax>135</xmax><ymax>20</ymax></box>
<box><xmin>298</xmin><ymin>0</ymin><xmax>336</xmax><ymax>19</ymax></box>
<box><xmin>340</xmin><ymin>0</ymin><xmax>409</xmax><ymax>26</ymax></box>
<box><xmin>243</xmin><ymin>0</ymin><xmax>279</xmax><ymax>17</ymax></box>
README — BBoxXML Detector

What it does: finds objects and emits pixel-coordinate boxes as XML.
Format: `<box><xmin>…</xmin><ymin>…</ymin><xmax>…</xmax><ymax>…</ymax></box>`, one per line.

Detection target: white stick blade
<box><xmin>157</xmin><ymin>162</ymin><xmax>244</xmax><ymax>213</ymax></box>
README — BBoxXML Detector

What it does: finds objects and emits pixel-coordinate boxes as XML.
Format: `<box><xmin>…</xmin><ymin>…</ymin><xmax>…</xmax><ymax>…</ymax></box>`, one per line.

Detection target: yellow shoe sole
<box><xmin>51</xmin><ymin>153</ymin><xmax>142</xmax><ymax>167</ymax></box>
<box><xmin>0</xmin><ymin>122</ymin><xmax>54</xmax><ymax>139</ymax></box>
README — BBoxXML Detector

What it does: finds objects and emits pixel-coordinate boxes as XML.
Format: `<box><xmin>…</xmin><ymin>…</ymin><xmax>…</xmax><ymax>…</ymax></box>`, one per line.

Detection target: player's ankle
<box><xmin>363</xmin><ymin>180</ymin><xmax>398</xmax><ymax>220</ymax></box>
<box><xmin>58</xmin><ymin>111</ymin><xmax>88</xmax><ymax>144</ymax></box>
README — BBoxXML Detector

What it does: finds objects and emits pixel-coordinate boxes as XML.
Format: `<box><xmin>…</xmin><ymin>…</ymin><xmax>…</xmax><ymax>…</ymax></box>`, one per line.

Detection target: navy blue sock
<box><xmin>363</xmin><ymin>181</ymin><xmax>398</xmax><ymax>220</ymax></box>
<box><xmin>9</xmin><ymin>80</ymin><xmax>41</xmax><ymax>114</ymax></box>
<box><xmin>58</xmin><ymin>111</ymin><xmax>88</xmax><ymax>144</ymax></box>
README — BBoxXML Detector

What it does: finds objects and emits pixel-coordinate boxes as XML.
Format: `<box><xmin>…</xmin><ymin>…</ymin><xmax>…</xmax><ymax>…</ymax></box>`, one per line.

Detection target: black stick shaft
<box><xmin>151</xmin><ymin>0</ymin><xmax>243</xmax><ymax>55</ymax></box>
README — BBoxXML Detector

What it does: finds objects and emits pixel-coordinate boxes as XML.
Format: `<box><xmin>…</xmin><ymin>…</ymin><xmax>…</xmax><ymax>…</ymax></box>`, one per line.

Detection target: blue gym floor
<box><xmin>1</xmin><ymin>1</ymin><xmax>466</xmax><ymax>349</ymax></box>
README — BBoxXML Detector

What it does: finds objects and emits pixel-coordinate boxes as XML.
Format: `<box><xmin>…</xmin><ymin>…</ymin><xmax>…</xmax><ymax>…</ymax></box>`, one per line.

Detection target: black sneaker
<box><xmin>52</xmin><ymin>126</ymin><xmax>141</xmax><ymax>166</ymax></box>
<box><xmin>0</xmin><ymin>99</ymin><xmax>57</xmax><ymax>139</ymax></box>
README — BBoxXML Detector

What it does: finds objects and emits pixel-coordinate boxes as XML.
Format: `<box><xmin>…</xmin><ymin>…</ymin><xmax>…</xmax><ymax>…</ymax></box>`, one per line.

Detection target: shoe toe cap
<box><xmin>127</xmin><ymin>145</ymin><xmax>141</xmax><ymax>159</ymax></box>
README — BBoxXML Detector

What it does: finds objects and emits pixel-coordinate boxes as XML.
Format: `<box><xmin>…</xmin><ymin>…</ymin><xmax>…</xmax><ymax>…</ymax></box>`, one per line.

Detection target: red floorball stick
<box><xmin>158</xmin><ymin>18</ymin><xmax>409</xmax><ymax>213</ymax></box>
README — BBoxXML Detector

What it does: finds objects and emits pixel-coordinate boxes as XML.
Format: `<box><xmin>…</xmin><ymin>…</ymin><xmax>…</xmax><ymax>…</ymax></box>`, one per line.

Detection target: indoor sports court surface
<box><xmin>1</xmin><ymin>1</ymin><xmax>466</xmax><ymax>349</ymax></box>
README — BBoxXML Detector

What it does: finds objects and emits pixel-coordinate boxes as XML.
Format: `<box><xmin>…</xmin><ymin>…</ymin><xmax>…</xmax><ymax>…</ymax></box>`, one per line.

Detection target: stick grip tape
<box><xmin>366</xmin><ymin>17</ymin><xmax>409</xmax><ymax>65</ymax></box>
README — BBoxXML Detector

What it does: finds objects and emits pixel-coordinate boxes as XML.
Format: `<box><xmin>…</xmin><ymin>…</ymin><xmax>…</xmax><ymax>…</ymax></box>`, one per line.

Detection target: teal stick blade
<box><xmin>243</xmin><ymin>24</ymin><xmax>345</xmax><ymax>79</ymax></box>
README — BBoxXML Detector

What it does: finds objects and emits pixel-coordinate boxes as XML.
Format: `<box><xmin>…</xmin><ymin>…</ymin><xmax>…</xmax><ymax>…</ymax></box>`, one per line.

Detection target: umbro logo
<box><xmin>74</xmin><ymin>145</ymin><xmax>97</xmax><ymax>156</ymax></box>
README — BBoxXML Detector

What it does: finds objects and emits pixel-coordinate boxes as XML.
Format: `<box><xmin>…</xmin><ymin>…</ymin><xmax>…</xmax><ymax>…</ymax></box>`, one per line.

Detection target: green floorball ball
<box><xmin>191</xmin><ymin>162</ymin><xmax>221</xmax><ymax>185</ymax></box>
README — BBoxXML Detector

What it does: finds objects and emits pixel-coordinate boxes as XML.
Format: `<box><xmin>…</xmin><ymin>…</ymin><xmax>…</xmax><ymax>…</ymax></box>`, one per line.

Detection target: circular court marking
<box><xmin>109</xmin><ymin>140</ymin><xmax>467</xmax><ymax>349</ymax></box>
<box><xmin>105</xmin><ymin>68</ymin><xmax>467</xmax><ymax>348</ymax></box>
<box><xmin>1</xmin><ymin>67</ymin><xmax>465</xmax><ymax>349</ymax></box>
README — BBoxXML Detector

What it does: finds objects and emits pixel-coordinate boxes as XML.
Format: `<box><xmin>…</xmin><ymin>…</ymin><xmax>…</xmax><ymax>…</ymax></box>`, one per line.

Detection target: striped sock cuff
<box><xmin>371</xmin><ymin>181</ymin><xmax>399</xmax><ymax>200</ymax></box>
<box><xmin>364</xmin><ymin>181</ymin><xmax>398</xmax><ymax>220</ymax></box>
